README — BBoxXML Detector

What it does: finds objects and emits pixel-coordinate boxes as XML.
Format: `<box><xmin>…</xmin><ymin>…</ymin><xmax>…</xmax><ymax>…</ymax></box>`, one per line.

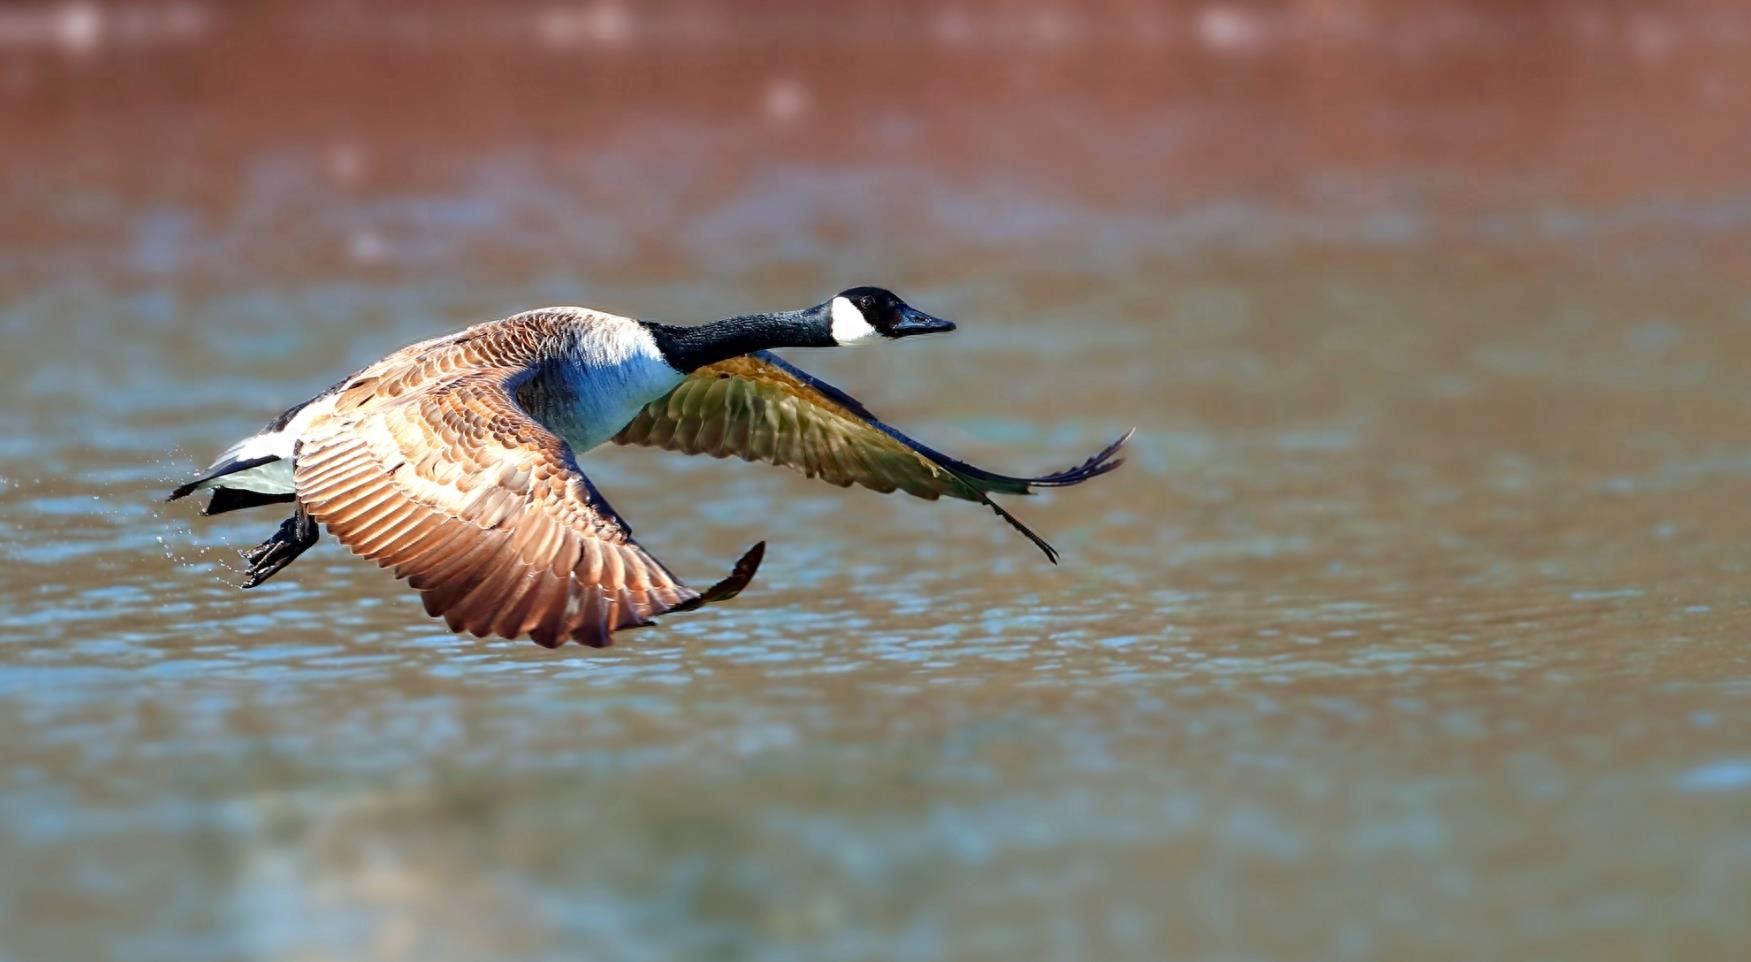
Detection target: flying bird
<box><xmin>168</xmin><ymin>288</ymin><xmax>1129</xmax><ymax>648</ymax></box>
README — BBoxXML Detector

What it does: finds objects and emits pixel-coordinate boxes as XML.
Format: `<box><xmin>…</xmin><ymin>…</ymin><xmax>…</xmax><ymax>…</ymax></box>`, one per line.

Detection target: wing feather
<box><xmin>612</xmin><ymin>352</ymin><xmax>1130</xmax><ymax>562</ymax></box>
<box><xmin>295</xmin><ymin>368</ymin><xmax>760</xmax><ymax>648</ymax></box>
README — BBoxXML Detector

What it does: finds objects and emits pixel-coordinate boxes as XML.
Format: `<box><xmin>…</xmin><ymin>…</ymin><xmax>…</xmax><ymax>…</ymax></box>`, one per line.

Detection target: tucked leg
<box><xmin>241</xmin><ymin>507</ymin><xmax>320</xmax><ymax>588</ymax></box>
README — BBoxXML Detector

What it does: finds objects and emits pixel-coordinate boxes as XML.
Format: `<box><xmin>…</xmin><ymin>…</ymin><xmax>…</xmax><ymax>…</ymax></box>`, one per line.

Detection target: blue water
<box><xmin>5</xmin><ymin>5</ymin><xmax>1751</xmax><ymax>960</ymax></box>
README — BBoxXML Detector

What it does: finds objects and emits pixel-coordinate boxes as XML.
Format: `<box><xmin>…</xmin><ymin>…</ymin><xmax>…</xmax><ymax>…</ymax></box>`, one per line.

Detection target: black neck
<box><xmin>643</xmin><ymin>307</ymin><xmax>834</xmax><ymax>373</ymax></box>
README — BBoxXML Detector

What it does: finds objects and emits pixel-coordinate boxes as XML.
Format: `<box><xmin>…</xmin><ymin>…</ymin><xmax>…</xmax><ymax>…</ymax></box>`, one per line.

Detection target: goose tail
<box><xmin>169</xmin><ymin>432</ymin><xmax>300</xmax><ymax>515</ymax></box>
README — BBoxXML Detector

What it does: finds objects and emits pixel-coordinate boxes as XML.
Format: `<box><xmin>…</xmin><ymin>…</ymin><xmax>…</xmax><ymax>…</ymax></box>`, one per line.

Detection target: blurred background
<box><xmin>3</xmin><ymin>1</ymin><xmax>1750</xmax><ymax>959</ymax></box>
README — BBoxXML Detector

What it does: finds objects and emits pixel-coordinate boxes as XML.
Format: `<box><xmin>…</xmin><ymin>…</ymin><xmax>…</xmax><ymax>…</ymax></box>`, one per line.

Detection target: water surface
<box><xmin>3</xmin><ymin>4</ymin><xmax>1749</xmax><ymax>960</ymax></box>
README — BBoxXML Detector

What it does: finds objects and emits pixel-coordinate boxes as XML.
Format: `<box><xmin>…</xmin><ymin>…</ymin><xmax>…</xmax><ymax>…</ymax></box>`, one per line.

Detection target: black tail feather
<box><xmin>203</xmin><ymin>487</ymin><xmax>297</xmax><ymax>517</ymax></box>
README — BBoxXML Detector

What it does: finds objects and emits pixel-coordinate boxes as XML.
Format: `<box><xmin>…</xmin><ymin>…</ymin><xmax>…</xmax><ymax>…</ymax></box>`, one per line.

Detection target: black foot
<box><xmin>241</xmin><ymin>508</ymin><xmax>320</xmax><ymax>589</ymax></box>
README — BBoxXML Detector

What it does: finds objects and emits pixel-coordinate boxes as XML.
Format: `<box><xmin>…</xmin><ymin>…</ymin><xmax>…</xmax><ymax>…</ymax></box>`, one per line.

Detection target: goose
<box><xmin>168</xmin><ymin>288</ymin><xmax>1130</xmax><ymax>648</ymax></box>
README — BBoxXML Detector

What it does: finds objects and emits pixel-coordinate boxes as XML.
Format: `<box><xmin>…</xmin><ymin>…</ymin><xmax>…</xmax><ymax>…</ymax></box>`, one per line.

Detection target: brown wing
<box><xmin>294</xmin><ymin>369</ymin><xmax>760</xmax><ymax>648</ymax></box>
<box><xmin>612</xmin><ymin>352</ymin><xmax>1129</xmax><ymax>562</ymax></box>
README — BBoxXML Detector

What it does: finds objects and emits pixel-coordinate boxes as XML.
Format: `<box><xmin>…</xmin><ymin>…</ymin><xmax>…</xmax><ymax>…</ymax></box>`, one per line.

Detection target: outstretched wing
<box><xmin>294</xmin><ymin>369</ymin><xmax>760</xmax><ymax>648</ymax></box>
<box><xmin>611</xmin><ymin>351</ymin><xmax>1129</xmax><ymax>562</ymax></box>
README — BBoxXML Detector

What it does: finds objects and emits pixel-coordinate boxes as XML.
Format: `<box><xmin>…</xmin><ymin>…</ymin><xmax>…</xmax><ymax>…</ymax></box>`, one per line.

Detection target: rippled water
<box><xmin>4</xmin><ymin>4</ymin><xmax>1750</xmax><ymax>960</ymax></box>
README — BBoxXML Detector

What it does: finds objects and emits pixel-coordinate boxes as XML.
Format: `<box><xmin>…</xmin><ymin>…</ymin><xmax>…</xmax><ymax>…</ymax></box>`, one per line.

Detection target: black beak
<box><xmin>890</xmin><ymin>305</ymin><xmax>957</xmax><ymax>338</ymax></box>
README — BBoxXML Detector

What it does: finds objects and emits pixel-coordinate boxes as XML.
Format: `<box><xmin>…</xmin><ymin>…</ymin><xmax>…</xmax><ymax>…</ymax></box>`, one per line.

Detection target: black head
<box><xmin>829</xmin><ymin>287</ymin><xmax>957</xmax><ymax>344</ymax></box>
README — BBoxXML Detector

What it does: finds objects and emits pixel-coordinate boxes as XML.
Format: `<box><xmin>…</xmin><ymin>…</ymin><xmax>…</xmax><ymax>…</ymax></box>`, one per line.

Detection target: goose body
<box><xmin>169</xmin><ymin>288</ymin><xmax>1129</xmax><ymax>648</ymax></box>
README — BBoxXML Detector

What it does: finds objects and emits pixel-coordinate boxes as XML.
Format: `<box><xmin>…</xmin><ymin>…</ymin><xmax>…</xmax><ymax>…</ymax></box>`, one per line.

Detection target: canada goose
<box><xmin>168</xmin><ymin>288</ymin><xmax>1129</xmax><ymax>648</ymax></box>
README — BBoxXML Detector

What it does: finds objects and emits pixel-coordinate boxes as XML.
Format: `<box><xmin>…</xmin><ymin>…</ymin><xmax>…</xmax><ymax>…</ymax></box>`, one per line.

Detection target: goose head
<box><xmin>826</xmin><ymin>287</ymin><xmax>957</xmax><ymax>345</ymax></box>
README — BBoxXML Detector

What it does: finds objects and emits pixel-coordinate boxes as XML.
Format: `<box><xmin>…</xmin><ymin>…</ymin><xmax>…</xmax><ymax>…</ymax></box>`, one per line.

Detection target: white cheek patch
<box><xmin>830</xmin><ymin>296</ymin><xmax>878</xmax><ymax>344</ymax></box>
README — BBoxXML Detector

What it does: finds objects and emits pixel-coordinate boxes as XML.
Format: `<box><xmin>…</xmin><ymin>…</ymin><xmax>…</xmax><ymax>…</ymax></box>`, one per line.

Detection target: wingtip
<box><xmin>1023</xmin><ymin>428</ymin><xmax>1134</xmax><ymax>489</ymax></box>
<box><xmin>1094</xmin><ymin>426</ymin><xmax>1135</xmax><ymax>466</ymax></box>
<box><xmin>694</xmin><ymin>540</ymin><xmax>766</xmax><ymax>607</ymax></box>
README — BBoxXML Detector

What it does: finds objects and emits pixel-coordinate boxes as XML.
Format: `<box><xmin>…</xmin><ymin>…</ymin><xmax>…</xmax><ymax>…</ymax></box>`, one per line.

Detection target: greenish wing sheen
<box><xmin>611</xmin><ymin>351</ymin><xmax>1131</xmax><ymax>562</ymax></box>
